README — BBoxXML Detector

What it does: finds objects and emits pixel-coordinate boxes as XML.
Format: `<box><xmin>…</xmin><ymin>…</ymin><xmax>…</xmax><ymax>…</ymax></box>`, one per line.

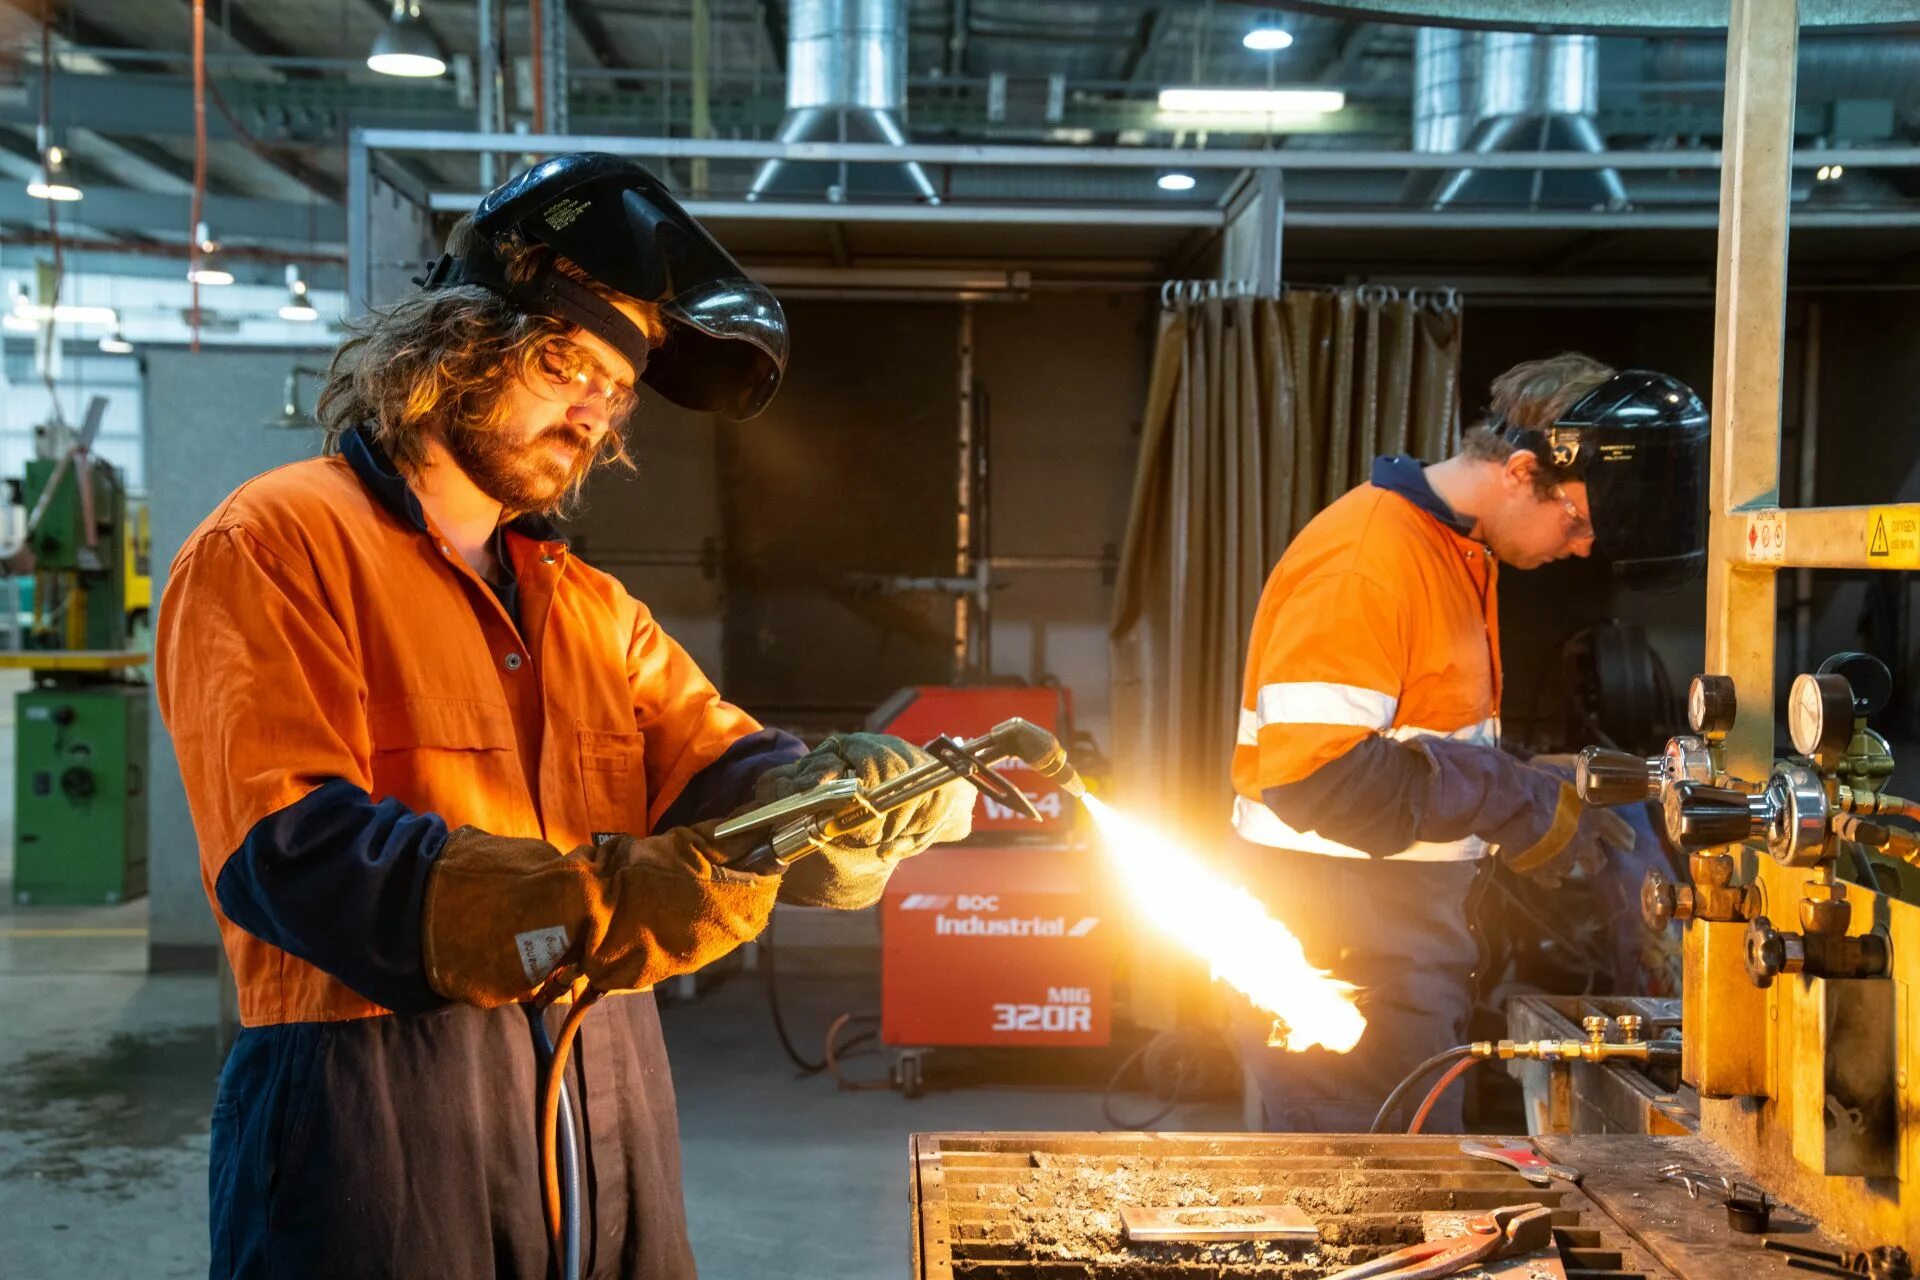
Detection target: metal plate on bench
<box><xmin>1120</xmin><ymin>1203</ymin><xmax>1318</xmax><ymax>1244</ymax></box>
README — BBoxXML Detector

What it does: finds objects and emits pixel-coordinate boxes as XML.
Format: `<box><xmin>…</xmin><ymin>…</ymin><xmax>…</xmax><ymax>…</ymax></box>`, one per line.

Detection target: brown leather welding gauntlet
<box><xmin>422</xmin><ymin>822</ymin><xmax>778</xmax><ymax>1007</ymax></box>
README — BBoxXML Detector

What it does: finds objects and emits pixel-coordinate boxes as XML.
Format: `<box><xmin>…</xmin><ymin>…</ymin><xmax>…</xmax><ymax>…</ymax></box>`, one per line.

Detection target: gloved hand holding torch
<box><xmin>750</xmin><ymin>733</ymin><xmax>976</xmax><ymax>909</ymax></box>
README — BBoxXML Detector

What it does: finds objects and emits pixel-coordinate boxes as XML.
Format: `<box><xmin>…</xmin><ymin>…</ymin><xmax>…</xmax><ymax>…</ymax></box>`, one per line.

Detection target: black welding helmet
<box><xmin>1505</xmin><ymin>369</ymin><xmax>1710</xmax><ymax>588</ymax></box>
<box><xmin>422</xmin><ymin>152</ymin><xmax>787</xmax><ymax>420</ymax></box>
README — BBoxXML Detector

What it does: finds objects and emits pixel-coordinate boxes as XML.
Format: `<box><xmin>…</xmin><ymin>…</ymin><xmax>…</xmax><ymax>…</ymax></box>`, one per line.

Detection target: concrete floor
<box><xmin>0</xmin><ymin>815</ymin><xmax>1238</xmax><ymax>1279</ymax></box>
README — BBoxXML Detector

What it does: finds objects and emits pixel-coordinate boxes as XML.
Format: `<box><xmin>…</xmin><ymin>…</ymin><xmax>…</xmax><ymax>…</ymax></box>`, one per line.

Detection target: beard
<box><xmin>444</xmin><ymin>421</ymin><xmax>600</xmax><ymax>516</ymax></box>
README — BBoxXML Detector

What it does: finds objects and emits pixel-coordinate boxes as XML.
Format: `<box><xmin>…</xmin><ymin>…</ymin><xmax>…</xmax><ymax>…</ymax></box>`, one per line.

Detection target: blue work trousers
<box><xmin>1232</xmin><ymin>848</ymin><xmax>1484</xmax><ymax>1134</ymax></box>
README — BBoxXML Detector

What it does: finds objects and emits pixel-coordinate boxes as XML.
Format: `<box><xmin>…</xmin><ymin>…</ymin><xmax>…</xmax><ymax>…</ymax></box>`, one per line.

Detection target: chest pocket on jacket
<box><xmin>578</xmin><ymin>726</ymin><xmax>649</xmax><ymax>839</ymax></box>
<box><xmin>366</xmin><ymin>698</ymin><xmax>521</xmax><ymax>826</ymax></box>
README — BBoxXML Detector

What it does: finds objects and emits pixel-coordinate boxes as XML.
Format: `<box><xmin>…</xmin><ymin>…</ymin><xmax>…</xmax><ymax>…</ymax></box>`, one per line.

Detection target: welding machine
<box><xmin>867</xmin><ymin>685</ymin><xmax>1113</xmax><ymax>1095</ymax></box>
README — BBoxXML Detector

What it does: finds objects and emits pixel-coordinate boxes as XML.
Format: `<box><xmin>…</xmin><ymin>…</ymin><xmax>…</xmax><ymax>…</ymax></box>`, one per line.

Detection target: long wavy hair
<box><xmin>315</xmin><ymin>214</ymin><xmax>664</xmax><ymax>477</ymax></box>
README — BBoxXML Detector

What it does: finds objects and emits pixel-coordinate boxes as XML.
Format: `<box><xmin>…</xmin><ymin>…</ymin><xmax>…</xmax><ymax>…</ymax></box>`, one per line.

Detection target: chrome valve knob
<box><xmin>1665</xmin><ymin>783</ymin><xmax>1763</xmax><ymax>850</ymax></box>
<box><xmin>1577</xmin><ymin>747</ymin><xmax>1657</xmax><ymax>806</ymax></box>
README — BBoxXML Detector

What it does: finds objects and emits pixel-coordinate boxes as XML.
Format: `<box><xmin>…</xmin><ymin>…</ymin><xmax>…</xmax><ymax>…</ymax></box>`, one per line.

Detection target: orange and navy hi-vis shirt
<box><xmin>157</xmin><ymin>427</ymin><xmax>803</xmax><ymax>1027</ymax></box>
<box><xmin>1231</xmin><ymin>455</ymin><xmax>1502</xmax><ymax>861</ymax></box>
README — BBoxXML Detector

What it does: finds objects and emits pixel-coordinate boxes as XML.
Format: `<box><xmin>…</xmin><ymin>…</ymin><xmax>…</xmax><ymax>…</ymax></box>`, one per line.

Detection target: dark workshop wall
<box><xmin>972</xmin><ymin>290</ymin><xmax>1156</xmax><ymax>749</ymax></box>
<box><xmin>566</xmin><ymin>391</ymin><xmax>728</xmax><ymax>675</ymax></box>
<box><xmin>715</xmin><ymin>300</ymin><xmax>963</xmax><ymax>726</ymax></box>
<box><xmin>1803</xmin><ymin>295</ymin><xmax>1920</xmax><ymax>762</ymax></box>
<box><xmin>571</xmin><ymin>292</ymin><xmax>1155</xmax><ymax>750</ymax></box>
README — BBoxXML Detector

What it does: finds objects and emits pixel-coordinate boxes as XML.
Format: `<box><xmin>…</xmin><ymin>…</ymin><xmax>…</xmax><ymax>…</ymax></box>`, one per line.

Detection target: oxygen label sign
<box><xmin>1744</xmin><ymin>509</ymin><xmax>1786</xmax><ymax>564</ymax></box>
<box><xmin>1866</xmin><ymin>507</ymin><xmax>1920</xmax><ymax>569</ymax></box>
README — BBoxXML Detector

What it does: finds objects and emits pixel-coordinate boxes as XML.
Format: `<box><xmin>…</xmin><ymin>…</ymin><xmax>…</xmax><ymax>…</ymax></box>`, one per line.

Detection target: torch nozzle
<box><xmin>988</xmin><ymin>718</ymin><xmax>1086</xmax><ymax>797</ymax></box>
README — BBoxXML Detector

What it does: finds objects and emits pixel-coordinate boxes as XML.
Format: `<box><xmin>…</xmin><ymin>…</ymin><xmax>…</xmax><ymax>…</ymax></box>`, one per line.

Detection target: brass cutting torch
<box><xmin>712</xmin><ymin>717</ymin><xmax>1087</xmax><ymax>875</ymax></box>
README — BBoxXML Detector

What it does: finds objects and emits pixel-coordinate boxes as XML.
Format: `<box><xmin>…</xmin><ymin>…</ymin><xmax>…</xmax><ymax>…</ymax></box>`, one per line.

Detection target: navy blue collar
<box><xmin>340</xmin><ymin>426</ymin><xmax>564</xmax><ymax>544</ymax></box>
<box><xmin>1369</xmin><ymin>454</ymin><xmax>1476</xmax><ymax>539</ymax></box>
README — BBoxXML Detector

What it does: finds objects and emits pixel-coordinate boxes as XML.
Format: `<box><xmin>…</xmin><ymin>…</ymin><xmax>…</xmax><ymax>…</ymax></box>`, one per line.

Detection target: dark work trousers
<box><xmin>1231</xmin><ymin>847</ymin><xmax>1485</xmax><ymax>1134</ymax></box>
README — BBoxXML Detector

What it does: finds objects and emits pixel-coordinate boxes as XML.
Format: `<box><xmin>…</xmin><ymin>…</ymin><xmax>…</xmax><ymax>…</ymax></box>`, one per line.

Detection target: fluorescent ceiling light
<box><xmin>190</xmin><ymin>220</ymin><xmax>236</xmax><ymax>286</ymax></box>
<box><xmin>26</xmin><ymin>175</ymin><xmax>82</xmax><ymax>201</ymax></box>
<box><xmin>368</xmin><ymin>0</ymin><xmax>448</xmax><ymax>77</ymax></box>
<box><xmin>26</xmin><ymin>145</ymin><xmax>81</xmax><ymax>201</ymax></box>
<box><xmin>1242</xmin><ymin>27</ymin><xmax>1295</xmax><ymax>51</ymax></box>
<box><xmin>1157</xmin><ymin>172</ymin><xmax>1198</xmax><ymax>192</ymax></box>
<box><xmin>1157</xmin><ymin>87</ymin><xmax>1344</xmax><ymax>115</ymax></box>
<box><xmin>9</xmin><ymin>299</ymin><xmax>119</xmax><ymax>325</ymax></box>
<box><xmin>280</xmin><ymin>265</ymin><xmax>318</xmax><ymax>321</ymax></box>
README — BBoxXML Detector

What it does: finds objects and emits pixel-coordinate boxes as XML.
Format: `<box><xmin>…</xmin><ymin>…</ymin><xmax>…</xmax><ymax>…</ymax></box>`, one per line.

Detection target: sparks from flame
<box><xmin>1079</xmin><ymin>794</ymin><xmax>1365</xmax><ymax>1054</ymax></box>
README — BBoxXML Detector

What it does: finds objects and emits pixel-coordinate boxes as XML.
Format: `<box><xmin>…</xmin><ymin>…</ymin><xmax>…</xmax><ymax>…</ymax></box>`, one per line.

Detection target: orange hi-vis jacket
<box><xmin>158</xmin><ymin>427</ymin><xmax>797</xmax><ymax>1027</ymax></box>
<box><xmin>1231</xmin><ymin>455</ymin><xmax>1502</xmax><ymax>861</ymax></box>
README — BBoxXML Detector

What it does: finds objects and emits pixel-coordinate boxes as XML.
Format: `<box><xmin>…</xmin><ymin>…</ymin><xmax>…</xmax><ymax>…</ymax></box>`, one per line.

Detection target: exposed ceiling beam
<box><xmin>0</xmin><ymin>0</ymin><xmax>172</xmax><ymax>73</ymax></box>
<box><xmin>0</xmin><ymin>182</ymin><xmax>345</xmax><ymax>244</ymax></box>
<box><xmin>195</xmin><ymin>0</ymin><xmax>321</xmax><ymax>78</ymax></box>
<box><xmin>1119</xmin><ymin>7</ymin><xmax>1167</xmax><ymax>83</ymax></box>
<box><xmin>68</xmin><ymin>129</ymin><xmax>198</xmax><ymax>195</ymax></box>
<box><xmin>566</xmin><ymin>0</ymin><xmax>623</xmax><ymax>69</ymax></box>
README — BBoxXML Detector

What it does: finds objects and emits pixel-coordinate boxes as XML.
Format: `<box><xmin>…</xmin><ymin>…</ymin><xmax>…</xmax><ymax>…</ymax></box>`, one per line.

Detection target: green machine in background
<box><xmin>5</xmin><ymin>397</ymin><xmax>149</xmax><ymax>906</ymax></box>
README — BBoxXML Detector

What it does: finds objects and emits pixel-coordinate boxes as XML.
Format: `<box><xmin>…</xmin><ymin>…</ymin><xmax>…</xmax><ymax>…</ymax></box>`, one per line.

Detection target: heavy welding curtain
<box><xmin>1109</xmin><ymin>288</ymin><xmax>1463</xmax><ymax>837</ymax></box>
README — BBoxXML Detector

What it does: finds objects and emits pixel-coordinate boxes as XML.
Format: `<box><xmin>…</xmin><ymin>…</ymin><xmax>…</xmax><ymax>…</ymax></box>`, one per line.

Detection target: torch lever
<box><xmin>713</xmin><ymin>717</ymin><xmax>1083</xmax><ymax>876</ymax></box>
<box><xmin>926</xmin><ymin>735</ymin><xmax>1043</xmax><ymax>820</ymax></box>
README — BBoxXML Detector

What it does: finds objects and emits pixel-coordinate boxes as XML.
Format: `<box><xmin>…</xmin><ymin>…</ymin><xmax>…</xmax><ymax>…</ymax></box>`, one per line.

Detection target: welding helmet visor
<box><xmin>424</xmin><ymin>152</ymin><xmax>787</xmax><ymax>420</ymax></box>
<box><xmin>1522</xmin><ymin>370</ymin><xmax>1710</xmax><ymax>589</ymax></box>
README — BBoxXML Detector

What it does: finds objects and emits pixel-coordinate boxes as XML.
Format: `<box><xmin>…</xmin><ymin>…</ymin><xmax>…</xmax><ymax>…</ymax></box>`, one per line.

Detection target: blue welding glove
<box><xmin>750</xmin><ymin>733</ymin><xmax>974</xmax><ymax>910</ymax></box>
<box><xmin>1413</xmin><ymin>737</ymin><xmax>1637</xmax><ymax>888</ymax></box>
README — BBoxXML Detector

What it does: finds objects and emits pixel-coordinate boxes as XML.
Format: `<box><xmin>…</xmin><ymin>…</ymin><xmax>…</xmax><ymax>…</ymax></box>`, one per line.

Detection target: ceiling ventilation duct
<box><xmin>1408</xmin><ymin>28</ymin><xmax>1629</xmax><ymax>211</ymax></box>
<box><xmin>746</xmin><ymin>0</ymin><xmax>939</xmax><ymax>204</ymax></box>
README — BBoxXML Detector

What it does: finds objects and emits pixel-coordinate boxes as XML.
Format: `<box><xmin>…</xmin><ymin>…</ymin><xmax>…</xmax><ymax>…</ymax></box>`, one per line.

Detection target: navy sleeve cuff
<box><xmin>213</xmin><ymin>778</ymin><xmax>451</xmax><ymax>1017</ymax></box>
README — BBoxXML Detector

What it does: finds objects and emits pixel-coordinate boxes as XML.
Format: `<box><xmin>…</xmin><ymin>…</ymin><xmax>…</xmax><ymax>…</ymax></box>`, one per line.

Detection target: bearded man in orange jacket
<box><xmin>158</xmin><ymin>154</ymin><xmax>970</xmax><ymax>1279</ymax></box>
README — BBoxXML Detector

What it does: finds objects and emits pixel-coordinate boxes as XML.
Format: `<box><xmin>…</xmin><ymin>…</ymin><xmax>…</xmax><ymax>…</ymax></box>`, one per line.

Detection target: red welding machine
<box><xmin>870</xmin><ymin>686</ymin><xmax>1113</xmax><ymax>1065</ymax></box>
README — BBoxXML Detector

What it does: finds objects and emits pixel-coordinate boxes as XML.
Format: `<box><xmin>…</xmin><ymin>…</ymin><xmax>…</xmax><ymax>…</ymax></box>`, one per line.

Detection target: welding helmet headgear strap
<box><xmin>425</xmin><ymin>152</ymin><xmax>788</xmax><ymax>420</ymax></box>
<box><xmin>1499</xmin><ymin>369</ymin><xmax>1711</xmax><ymax>586</ymax></box>
<box><xmin>421</xmin><ymin>246</ymin><xmax>652</xmax><ymax>385</ymax></box>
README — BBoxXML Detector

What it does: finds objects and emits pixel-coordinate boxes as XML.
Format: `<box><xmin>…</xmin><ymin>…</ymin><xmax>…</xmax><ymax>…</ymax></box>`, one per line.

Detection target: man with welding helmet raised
<box><xmin>1229</xmin><ymin>353</ymin><xmax>1707</xmax><ymax>1133</ymax></box>
<box><xmin>157</xmin><ymin>153</ymin><xmax>971</xmax><ymax>1279</ymax></box>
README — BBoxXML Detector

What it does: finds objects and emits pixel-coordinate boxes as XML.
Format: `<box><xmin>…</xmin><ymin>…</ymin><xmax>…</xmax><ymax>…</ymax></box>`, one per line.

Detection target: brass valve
<box><xmin>1642</xmin><ymin>853</ymin><xmax>1762</xmax><ymax>930</ymax></box>
<box><xmin>1471</xmin><ymin>1027</ymin><xmax>1678</xmax><ymax>1065</ymax></box>
<box><xmin>1615</xmin><ymin>1014</ymin><xmax>1645</xmax><ymax>1043</ymax></box>
<box><xmin>1745</xmin><ymin>872</ymin><xmax>1890</xmax><ymax>987</ymax></box>
<box><xmin>1745</xmin><ymin>914</ymin><xmax>1889</xmax><ymax>987</ymax></box>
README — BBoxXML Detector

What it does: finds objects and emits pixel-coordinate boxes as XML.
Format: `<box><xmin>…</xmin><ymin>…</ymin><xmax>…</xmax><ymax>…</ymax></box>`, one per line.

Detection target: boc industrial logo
<box><xmin>898</xmin><ymin>893</ymin><xmax>1101</xmax><ymax>939</ymax></box>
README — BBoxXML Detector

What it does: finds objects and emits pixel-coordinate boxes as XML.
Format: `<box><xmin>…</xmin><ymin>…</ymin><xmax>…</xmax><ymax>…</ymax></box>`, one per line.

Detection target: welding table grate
<box><xmin>911</xmin><ymin>1133</ymin><xmax>1662</xmax><ymax>1279</ymax></box>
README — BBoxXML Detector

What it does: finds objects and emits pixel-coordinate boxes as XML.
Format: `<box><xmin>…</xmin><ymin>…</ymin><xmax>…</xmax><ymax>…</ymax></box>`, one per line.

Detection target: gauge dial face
<box><xmin>1789</xmin><ymin>674</ymin><xmax>1827</xmax><ymax>758</ymax></box>
<box><xmin>1688</xmin><ymin>675</ymin><xmax>1735</xmax><ymax>736</ymax></box>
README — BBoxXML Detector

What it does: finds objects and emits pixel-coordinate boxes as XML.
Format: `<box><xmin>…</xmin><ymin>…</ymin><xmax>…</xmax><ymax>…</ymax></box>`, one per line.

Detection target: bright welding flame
<box><xmin>1080</xmin><ymin>794</ymin><xmax>1366</xmax><ymax>1054</ymax></box>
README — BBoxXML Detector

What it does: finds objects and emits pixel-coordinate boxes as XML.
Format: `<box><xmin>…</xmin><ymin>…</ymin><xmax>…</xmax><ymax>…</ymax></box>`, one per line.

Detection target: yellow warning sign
<box><xmin>1866</xmin><ymin>507</ymin><xmax>1920</xmax><ymax>569</ymax></box>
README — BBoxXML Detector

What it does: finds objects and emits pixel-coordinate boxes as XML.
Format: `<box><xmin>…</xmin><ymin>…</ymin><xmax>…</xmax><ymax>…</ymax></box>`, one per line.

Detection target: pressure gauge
<box><xmin>1687</xmin><ymin>675</ymin><xmax>1737</xmax><ymax>738</ymax></box>
<box><xmin>1788</xmin><ymin>672</ymin><xmax>1855</xmax><ymax>761</ymax></box>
